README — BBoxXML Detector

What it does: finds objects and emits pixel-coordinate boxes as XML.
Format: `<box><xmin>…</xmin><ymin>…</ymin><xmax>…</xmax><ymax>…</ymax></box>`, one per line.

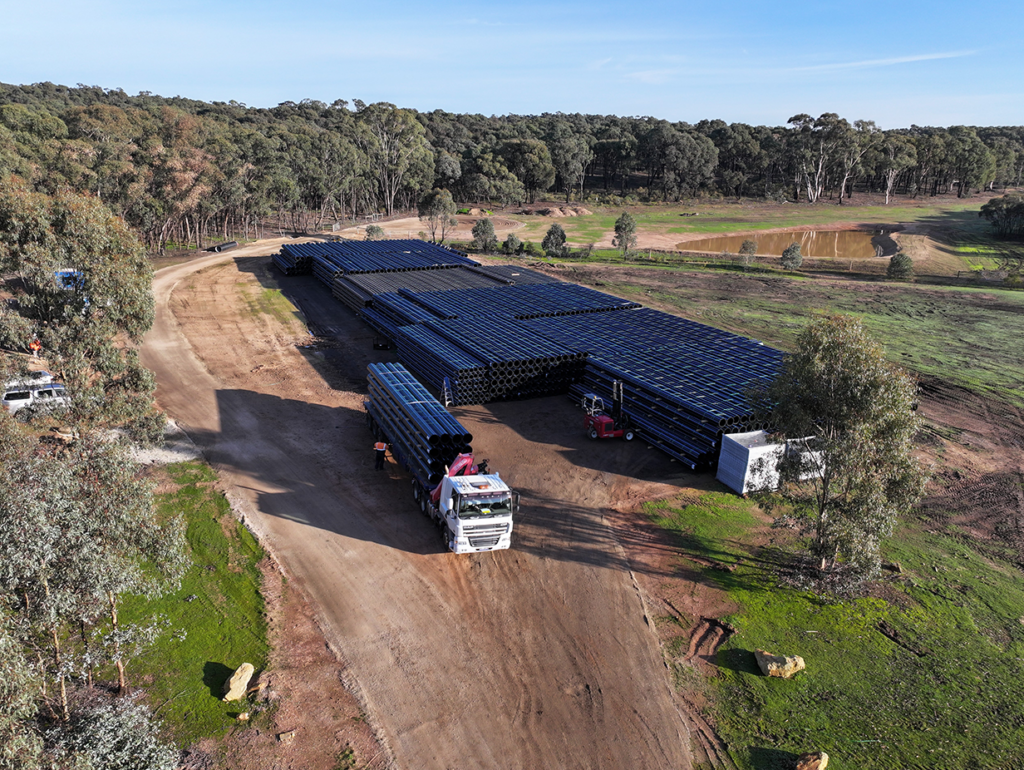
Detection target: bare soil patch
<box><xmin>143</xmin><ymin>239</ymin><xmax>1023</xmax><ymax>770</ymax></box>
<box><xmin>336</xmin><ymin>215</ymin><xmax>523</xmax><ymax>242</ymax></box>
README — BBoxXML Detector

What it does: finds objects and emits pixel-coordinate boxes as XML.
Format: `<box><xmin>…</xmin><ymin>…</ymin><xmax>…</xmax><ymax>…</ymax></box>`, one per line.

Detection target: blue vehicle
<box><xmin>54</xmin><ymin>269</ymin><xmax>90</xmax><ymax>313</ymax></box>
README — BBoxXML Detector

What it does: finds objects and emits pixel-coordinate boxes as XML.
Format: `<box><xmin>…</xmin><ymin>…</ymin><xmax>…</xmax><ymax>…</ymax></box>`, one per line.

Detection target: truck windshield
<box><xmin>457</xmin><ymin>495</ymin><xmax>510</xmax><ymax>519</ymax></box>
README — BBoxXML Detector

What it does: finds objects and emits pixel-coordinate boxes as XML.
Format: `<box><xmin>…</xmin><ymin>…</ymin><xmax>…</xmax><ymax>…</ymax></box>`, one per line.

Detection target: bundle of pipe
<box><xmin>365</xmin><ymin>363</ymin><xmax>473</xmax><ymax>487</ymax></box>
<box><xmin>464</xmin><ymin>265</ymin><xmax>562</xmax><ymax>285</ymax></box>
<box><xmin>420</xmin><ymin>318</ymin><xmax>588</xmax><ymax>402</ymax></box>
<box><xmin>406</xmin><ymin>283</ymin><xmax>641</xmax><ymax>322</ymax></box>
<box><xmin>323</xmin><ymin>239</ymin><xmax>478</xmax><ymax>273</ymax></box>
<box><xmin>393</xmin><ymin>325</ymin><xmax>490</xmax><ymax>406</ymax></box>
<box><xmin>272</xmin><ymin>250</ymin><xmax>310</xmax><ymax>275</ymax></box>
<box><xmin>529</xmin><ymin>310</ymin><xmax>782</xmax><ymax>469</ymax></box>
<box><xmin>278</xmin><ymin>243</ymin><xmax>323</xmax><ymax>274</ymax></box>
<box><xmin>332</xmin><ymin>266</ymin><xmax>509</xmax><ymax>311</ymax></box>
<box><xmin>271</xmin><ymin>253</ymin><xmax>296</xmax><ymax>275</ymax></box>
<box><xmin>312</xmin><ymin>255</ymin><xmax>344</xmax><ymax>286</ymax></box>
<box><xmin>373</xmin><ymin>292</ymin><xmax>447</xmax><ymax>327</ymax></box>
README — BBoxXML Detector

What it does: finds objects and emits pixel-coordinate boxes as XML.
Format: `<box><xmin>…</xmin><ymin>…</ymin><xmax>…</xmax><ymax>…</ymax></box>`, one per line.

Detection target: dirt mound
<box><xmin>536</xmin><ymin>206</ymin><xmax>592</xmax><ymax>218</ymax></box>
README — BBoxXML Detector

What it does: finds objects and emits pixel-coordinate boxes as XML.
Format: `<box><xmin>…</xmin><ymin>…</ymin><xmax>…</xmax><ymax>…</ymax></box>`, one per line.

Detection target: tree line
<box><xmin>0</xmin><ymin>178</ymin><xmax>185</xmax><ymax>767</ymax></box>
<box><xmin>2</xmin><ymin>82</ymin><xmax>1022</xmax><ymax>251</ymax></box>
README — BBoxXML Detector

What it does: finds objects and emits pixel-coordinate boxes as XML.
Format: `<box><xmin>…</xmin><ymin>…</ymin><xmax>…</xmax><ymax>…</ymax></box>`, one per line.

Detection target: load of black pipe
<box><xmin>528</xmin><ymin>309</ymin><xmax>783</xmax><ymax>470</ymax></box>
<box><xmin>365</xmin><ymin>363</ymin><xmax>473</xmax><ymax>487</ymax></box>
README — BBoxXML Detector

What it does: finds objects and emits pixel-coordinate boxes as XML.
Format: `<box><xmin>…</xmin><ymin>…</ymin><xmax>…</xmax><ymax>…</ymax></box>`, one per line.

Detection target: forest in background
<box><xmin>1</xmin><ymin>81</ymin><xmax>1022</xmax><ymax>252</ymax></box>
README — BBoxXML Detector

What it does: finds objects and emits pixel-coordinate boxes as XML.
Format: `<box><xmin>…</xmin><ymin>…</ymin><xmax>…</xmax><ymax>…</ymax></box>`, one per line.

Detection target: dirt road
<box><xmin>141</xmin><ymin>240</ymin><xmax>695</xmax><ymax>769</ymax></box>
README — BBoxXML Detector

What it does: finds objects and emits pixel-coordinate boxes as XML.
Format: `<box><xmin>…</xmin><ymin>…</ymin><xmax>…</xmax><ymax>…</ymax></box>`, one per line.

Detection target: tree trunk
<box><xmin>109</xmin><ymin>591</ymin><xmax>127</xmax><ymax>694</ymax></box>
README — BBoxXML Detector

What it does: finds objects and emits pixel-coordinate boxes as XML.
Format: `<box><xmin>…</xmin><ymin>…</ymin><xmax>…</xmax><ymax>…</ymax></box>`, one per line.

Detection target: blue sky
<box><xmin>3</xmin><ymin>0</ymin><xmax>1021</xmax><ymax>128</ymax></box>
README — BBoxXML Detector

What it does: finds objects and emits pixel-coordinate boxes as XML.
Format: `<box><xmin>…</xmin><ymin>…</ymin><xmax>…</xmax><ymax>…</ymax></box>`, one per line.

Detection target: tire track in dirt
<box><xmin>142</xmin><ymin>247</ymin><xmax>695</xmax><ymax>770</ymax></box>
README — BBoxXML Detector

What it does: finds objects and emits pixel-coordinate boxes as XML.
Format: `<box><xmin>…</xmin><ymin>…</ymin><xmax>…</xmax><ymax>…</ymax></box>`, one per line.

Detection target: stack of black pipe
<box><xmin>332</xmin><ymin>266</ymin><xmax>510</xmax><ymax>311</ymax></box>
<box><xmin>407</xmin><ymin>283</ymin><xmax>641</xmax><ymax>322</ymax></box>
<box><xmin>465</xmin><ymin>265</ymin><xmax>561</xmax><ymax>285</ymax></box>
<box><xmin>391</xmin><ymin>318</ymin><xmax>587</xmax><ymax>403</ymax></box>
<box><xmin>393</xmin><ymin>325</ymin><xmax>490</xmax><ymax>405</ymax></box>
<box><xmin>365</xmin><ymin>363</ymin><xmax>473</xmax><ymax>487</ymax></box>
<box><xmin>272</xmin><ymin>250</ymin><xmax>310</xmax><ymax>275</ymax></box>
<box><xmin>527</xmin><ymin>310</ymin><xmax>783</xmax><ymax>469</ymax></box>
<box><xmin>312</xmin><ymin>255</ymin><xmax>344</xmax><ymax>286</ymax></box>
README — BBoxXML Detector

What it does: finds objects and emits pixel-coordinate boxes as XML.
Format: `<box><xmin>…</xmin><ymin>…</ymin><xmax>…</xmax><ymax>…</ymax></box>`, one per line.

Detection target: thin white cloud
<box><xmin>625</xmin><ymin>69</ymin><xmax>677</xmax><ymax>85</ymax></box>
<box><xmin>588</xmin><ymin>57</ymin><xmax>613</xmax><ymax>70</ymax></box>
<box><xmin>788</xmin><ymin>50</ymin><xmax>975</xmax><ymax>73</ymax></box>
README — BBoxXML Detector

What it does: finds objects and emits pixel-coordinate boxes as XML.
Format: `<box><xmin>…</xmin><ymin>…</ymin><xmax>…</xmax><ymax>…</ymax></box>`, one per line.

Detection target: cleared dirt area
<box><xmin>141</xmin><ymin>236</ymin><xmax>1023</xmax><ymax>770</ymax></box>
<box><xmin>141</xmin><ymin>242</ymin><xmax>700</xmax><ymax>769</ymax></box>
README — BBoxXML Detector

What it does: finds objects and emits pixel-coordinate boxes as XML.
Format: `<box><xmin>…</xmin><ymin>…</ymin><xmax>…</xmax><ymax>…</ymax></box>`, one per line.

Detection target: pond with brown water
<box><xmin>679</xmin><ymin>229</ymin><xmax>897</xmax><ymax>259</ymax></box>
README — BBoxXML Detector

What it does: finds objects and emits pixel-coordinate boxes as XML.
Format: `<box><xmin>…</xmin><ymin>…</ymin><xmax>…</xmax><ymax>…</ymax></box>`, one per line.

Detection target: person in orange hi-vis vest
<box><xmin>29</xmin><ymin>339</ymin><xmax>41</xmax><ymax>358</ymax></box>
<box><xmin>374</xmin><ymin>440</ymin><xmax>388</xmax><ymax>470</ymax></box>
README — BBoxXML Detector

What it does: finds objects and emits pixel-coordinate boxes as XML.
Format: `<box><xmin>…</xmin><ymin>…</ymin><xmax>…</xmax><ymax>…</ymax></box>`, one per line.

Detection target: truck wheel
<box><xmin>412</xmin><ymin>481</ymin><xmax>420</xmax><ymax>503</ymax></box>
<box><xmin>588</xmin><ymin>427</ymin><xmax>599</xmax><ymax>440</ymax></box>
<box><xmin>623</xmin><ymin>430</ymin><xmax>635</xmax><ymax>441</ymax></box>
<box><xmin>420</xmin><ymin>496</ymin><xmax>428</xmax><ymax>515</ymax></box>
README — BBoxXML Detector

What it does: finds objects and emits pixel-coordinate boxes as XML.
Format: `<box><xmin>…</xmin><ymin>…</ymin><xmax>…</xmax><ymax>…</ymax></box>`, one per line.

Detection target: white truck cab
<box><xmin>437</xmin><ymin>473</ymin><xmax>516</xmax><ymax>553</ymax></box>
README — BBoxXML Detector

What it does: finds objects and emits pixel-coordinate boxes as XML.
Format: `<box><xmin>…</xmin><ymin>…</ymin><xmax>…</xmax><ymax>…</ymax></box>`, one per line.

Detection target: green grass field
<box><xmin>648</xmin><ymin>493</ymin><xmax>1024</xmax><ymax>770</ymax></box>
<box><xmin>513</xmin><ymin>198</ymin><xmax>984</xmax><ymax>245</ymax></box>
<box><xmin>120</xmin><ymin>462</ymin><xmax>269</xmax><ymax>745</ymax></box>
<box><xmin>594</xmin><ymin>273</ymin><xmax>1024</xmax><ymax>407</ymax></box>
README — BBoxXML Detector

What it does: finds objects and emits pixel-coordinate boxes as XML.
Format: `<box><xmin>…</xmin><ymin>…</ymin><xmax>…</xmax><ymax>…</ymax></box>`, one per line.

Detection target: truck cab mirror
<box><xmin>513</xmin><ymin>492</ymin><xmax>521</xmax><ymax>514</ymax></box>
<box><xmin>445</xmin><ymin>498</ymin><xmax>453</xmax><ymax>513</ymax></box>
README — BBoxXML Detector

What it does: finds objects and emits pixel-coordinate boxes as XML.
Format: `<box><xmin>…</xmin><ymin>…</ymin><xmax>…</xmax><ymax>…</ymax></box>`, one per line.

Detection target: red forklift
<box><xmin>583</xmin><ymin>380</ymin><xmax>636</xmax><ymax>441</ymax></box>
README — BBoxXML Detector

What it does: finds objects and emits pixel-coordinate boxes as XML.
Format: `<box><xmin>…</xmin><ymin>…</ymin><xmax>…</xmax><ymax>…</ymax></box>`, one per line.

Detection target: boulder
<box><xmin>795</xmin><ymin>751</ymin><xmax>829</xmax><ymax>769</ymax></box>
<box><xmin>754</xmin><ymin>649</ymin><xmax>805</xmax><ymax>679</ymax></box>
<box><xmin>221</xmin><ymin>662</ymin><xmax>255</xmax><ymax>702</ymax></box>
<box><xmin>277</xmin><ymin>730</ymin><xmax>296</xmax><ymax>745</ymax></box>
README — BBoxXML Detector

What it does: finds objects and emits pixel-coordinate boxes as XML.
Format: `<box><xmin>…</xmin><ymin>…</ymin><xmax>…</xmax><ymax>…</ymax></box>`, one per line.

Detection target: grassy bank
<box><xmin>120</xmin><ymin>462</ymin><xmax>269</xmax><ymax>745</ymax></box>
<box><xmin>649</xmin><ymin>492</ymin><xmax>1024</xmax><ymax>770</ymax></box>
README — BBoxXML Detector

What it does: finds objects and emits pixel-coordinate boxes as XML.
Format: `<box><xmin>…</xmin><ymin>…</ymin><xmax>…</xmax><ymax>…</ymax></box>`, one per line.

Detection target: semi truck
<box><xmin>365</xmin><ymin>363</ymin><xmax>518</xmax><ymax>554</ymax></box>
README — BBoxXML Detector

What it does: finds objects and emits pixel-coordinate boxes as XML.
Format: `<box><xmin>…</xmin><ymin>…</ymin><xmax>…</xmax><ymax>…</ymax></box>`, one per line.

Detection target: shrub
<box><xmin>542</xmin><ymin>224</ymin><xmax>567</xmax><ymax>258</ymax></box>
<box><xmin>887</xmin><ymin>251</ymin><xmax>914</xmax><ymax>280</ymax></box>
<box><xmin>365</xmin><ymin>224</ymin><xmax>384</xmax><ymax>241</ymax></box>
<box><xmin>471</xmin><ymin>218</ymin><xmax>497</xmax><ymax>253</ymax></box>
<box><xmin>781</xmin><ymin>242</ymin><xmax>803</xmax><ymax>270</ymax></box>
<box><xmin>503</xmin><ymin>233</ymin><xmax>522</xmax><ymax>256</ymax></box>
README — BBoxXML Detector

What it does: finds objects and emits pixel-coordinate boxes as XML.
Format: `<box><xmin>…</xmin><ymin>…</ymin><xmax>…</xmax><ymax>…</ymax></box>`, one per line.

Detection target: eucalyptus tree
<box><xmin>0</xmin><ymin>422</ymin><xmax>186</xmax><ymax>709</ymax></box>
<box><xmin>355</xmin><ymin>102</ymin><xmax>433</xmax><ymax>216</ymax></box>
<box><xmin>787</xmin><ymin>113</ymin><xmax>853</xmax><ymax>203</ymax></box>
<box><xmin>542</xmin><ymin>223</ymin><xmax>567</xmax><ymax>257</ymax></box>
<box><xmin>875</xmin><ymin>133</ymin><xmax>917</xmax><ymax>205</ymax></box>
<box><xmin>0</xmin><ymin>180</ymin><xmax>162</xmax><ymax>442</ymax></box>
<box><xmin>499</xmin><ymin>138</ymin><xmax>555</xmax><ymax>202</ymax></box>
<box><xmin>591</xmin><ymin>126</ymin><xmax>637</xmax><ymax>193</ymax></box>
<box><xmin>471</xmin><ymin>217</ymin><xmax>497</xmax><ymax>253</ymax></box>
<box><xmin>612</xmin><ymin>212</ymin><xmax>637</xmax><ymax>256</ymax></box>
<box><xmin>835</xmin><ymin>120</ymin><xmax>879</xmax><ymax>204</ymax></box>
<box><xmin>418</xmin><ymin>188</ymin><xmax>458</xmax><ymax>243</ymax></box>
<box><xmin>0</xmin><ymin>611</ymin><xmax>44</xmax><ymax>769</ymax></box>
<box><xmin>754</xmin><ymin>316</ymin><xmax>926</xmax><ymax>580</ymax></box>
<box><xmin>945</xmin><ymin>125</ymin><xmax>995</xmax><ymax>197</ymax></box>
<box><xmin>47</xmin><ymin>695</ymin><xmax>178</xmax><ymax>770</ymax></box>
<box><xmin>547</xmin><ymin>124</ymin><xmax>593</xmax><ymax>202</ymax></box>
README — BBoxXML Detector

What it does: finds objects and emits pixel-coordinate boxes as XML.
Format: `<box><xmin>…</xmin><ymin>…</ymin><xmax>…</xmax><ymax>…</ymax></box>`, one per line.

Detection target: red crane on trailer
<box><xmin>583</xmin><ymin>380</ymin><xmax>636</xmax><ymax>441</ymax></box>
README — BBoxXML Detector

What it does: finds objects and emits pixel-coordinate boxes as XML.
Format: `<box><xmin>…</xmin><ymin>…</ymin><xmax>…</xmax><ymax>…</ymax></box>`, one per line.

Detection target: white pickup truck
<box><xmin>2</xmin><ymin>372</ymin><xmax>70</xmax><ymax>419</ymax></box>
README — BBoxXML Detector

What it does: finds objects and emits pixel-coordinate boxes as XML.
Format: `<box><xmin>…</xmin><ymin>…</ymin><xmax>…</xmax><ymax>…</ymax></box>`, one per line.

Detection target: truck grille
<box><xmin>469</xmin><ymin>535</ymin><xmax>501</xmax><ymax>548</ymax></box>
<box><xmin>464</xmin><ymin>523</ymin><xmax>509</xmax><ymax>534</ymax></box>
<box><xmin>464</xmin><ymin>522</ymin><xmax>508</xmax><ymax>549</ymax></box>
